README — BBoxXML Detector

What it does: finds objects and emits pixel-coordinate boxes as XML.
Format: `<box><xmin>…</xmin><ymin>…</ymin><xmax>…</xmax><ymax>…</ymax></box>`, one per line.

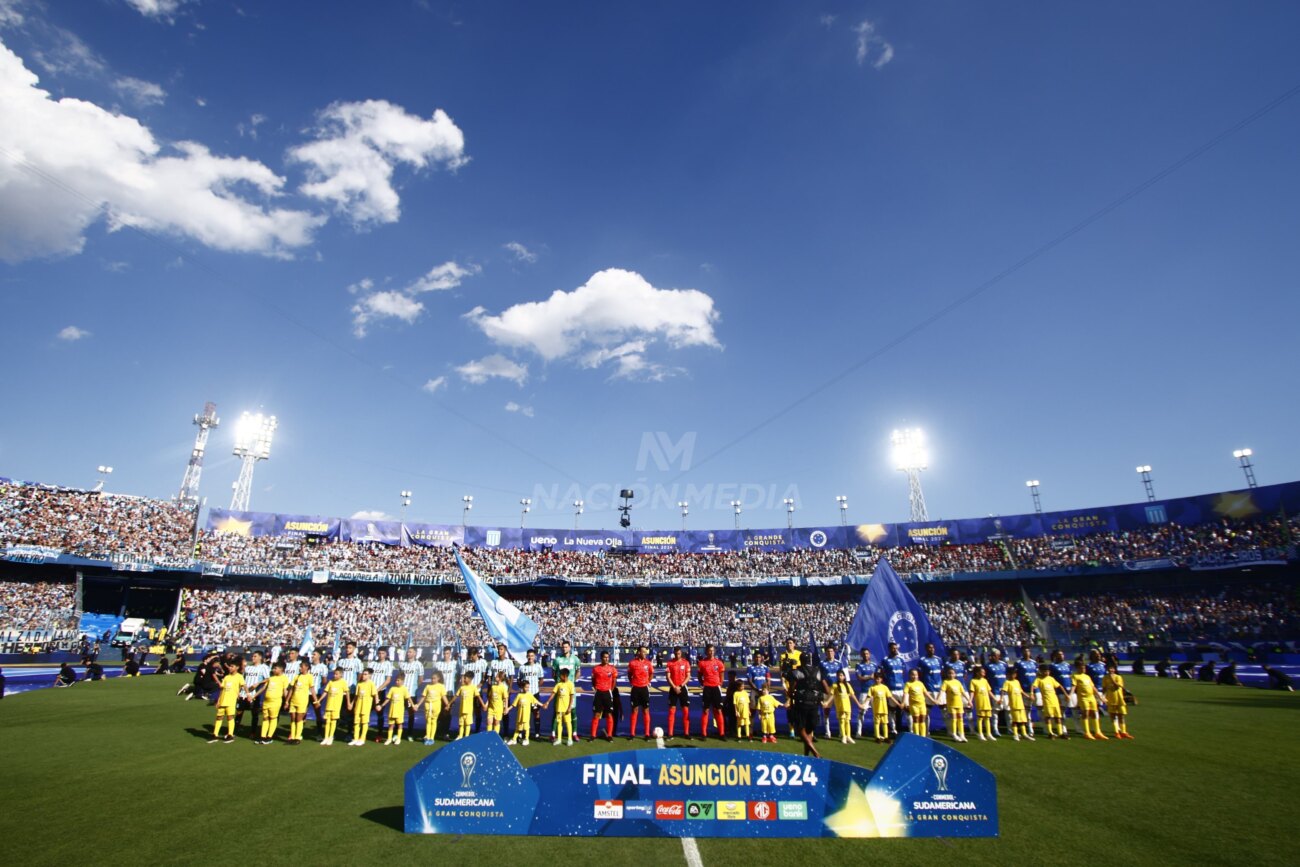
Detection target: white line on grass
<box><xmin>681</xmin><ymin>836</ymin><xmax>703</xmax><ymax>867</ymax></box>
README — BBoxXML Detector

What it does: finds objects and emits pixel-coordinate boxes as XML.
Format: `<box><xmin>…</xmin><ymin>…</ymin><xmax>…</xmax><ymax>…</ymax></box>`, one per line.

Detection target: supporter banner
<box><xmin>405</xmin><ymin>732</ymin><xmax>997</xmax><ymax>838</ymax></box>
<box><xmin>3</xmin><ymin>544</ymin><xmax>62</xmax><ymax>563</ymax></box>
<box><xmin>204</xmin><ymin>481</ymin><xmax>1300</xmax><ymax>552</ymax></box>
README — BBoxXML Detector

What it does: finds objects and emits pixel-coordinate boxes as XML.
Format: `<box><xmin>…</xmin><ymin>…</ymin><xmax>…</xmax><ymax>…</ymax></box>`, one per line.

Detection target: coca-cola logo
<box><xmin>655</xmin><ymin>801</ymin><xmax>684</xmax><ymax>819</ymax></box>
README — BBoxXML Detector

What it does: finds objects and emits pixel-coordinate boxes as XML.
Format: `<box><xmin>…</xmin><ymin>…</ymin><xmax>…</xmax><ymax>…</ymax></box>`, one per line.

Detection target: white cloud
<box><xmin>456</xmin><ymin>353</ymin><xmax>528</xmax><ymax>386</ymax></box>
<box><xmin>57</xmin><ymin>325</ymin><xmax>89</xmax><ymax>340</ymax></box>
<box><xmin>853</xmin><ymin>19</ymin><xmax>894</xmax><ymax>69</ymax></box>
<box><xmin>406</xmin><ymin>260</ymin><xmax>478</xmax><ymax>293</ymax></box>
<box><xmin>464</xmin><ymin>268</ymin><xmax>720</xmax><ymax>379</ymax></box>
<box><xmin>289</xmin><ymin>99</ymin><xmax>467</xmax><ymax>225</ymax></box>
<box><xmin>237</xmin><ymin>112</ymin><xmax>266</xmax><ymax>139</ymax></box>
<box><xmin>819</xmin><ymin>14</ymin><xmax>837</xmax><ymax>28</ymax></box>
<box><xmin>504</xmin><ymin>401</ymin><xmax>534</xmax><ymax>417</ymax></box>
<box><xmin>194</xmin><ymin>96</ymin><xmax>206</xmax><ymax>107</ymax></box>
<box><xmin>123</xmin><ymin>0</ymin><xmax>189</xmax><ymax>22</ymax></box>
<box><xmin>112</xmin><ymin>75</ymin><xmax>165</xmax><ymax>106</ymax></box>
<box><xmin>0</xmin><ymin>0</ymin><xmax>23</xmax><ymax>27</ymax></box>
<box><xmin>351</xmin><ymin>289</ymin><xmax>423</xmax><ymax>337</ymax></box>
<box><xmin>504</xmin><ymin>241</ymin><xmax>537</xmax><ymax>263</ymax></box>
<box><xmin>422</xmin><ymin>375</ymin><xmax>446</xmax><ymax>393</ymax></box>
<box><xmin>346</xmin><ymin>276</ymin><xmax>374</xmax><ymax>294</ymax></box>
<box><xmin>350</xmin><ymin>509</ymin><xmax>393</xmax><ymax>521</ymax></box>
<box><xmin>0</xmin><ymin>39</ymin><xmax>324</xmax><ymax>263</ymax></box>
<box><xmin>102</xmin><ymin>259</ymin><xmax>129</xmax><ymax>272</ymax></box>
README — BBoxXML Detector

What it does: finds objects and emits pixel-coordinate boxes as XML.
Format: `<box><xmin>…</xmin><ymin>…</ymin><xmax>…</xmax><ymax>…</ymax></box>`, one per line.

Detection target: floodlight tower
<box><xmin>783</xmin><ymin>497</ymin><xmax>796</xmax><ymax>529</ymax></box>
<box><xmin>836</xmin><ymin>495</ymin><xmax>849</xmax><ymax>525</ymax></box>
<box><xmin>229</xmin><ymin>411</ymin><xmax>277</xmax><ymax>511</ymax></box>
<box><xmin>573</xmin><ymin>499</ymin><xmax>584</xmax><ymax>530</ymax></box>
<box><xmin>730</xmin><ymin>499</ymin><xmax>742</xmax><ymax>529</ymax></box>
<box><xmin>178</xmin><ymin>402</ymin><xmax>219</xmax><ymax>509</ymax></box>
<box><xmin>1232</xmin><ymin>449</ymin><xmax>1258</xmax><ymax>489</ymax></box>
<box><xmin>892</xmin><ymin>428</ymin><xmax>930</xmax><ymax>522</ymax></box>
<box><xmin>1026</xmin><ymin>480</ymin><xmax>1042</xmax><ymax>514</ymax></box>
<box><xmin>1136</xmin><ymin>465</ymin><xmax>1155</xmax><ymax>502</ymax></box>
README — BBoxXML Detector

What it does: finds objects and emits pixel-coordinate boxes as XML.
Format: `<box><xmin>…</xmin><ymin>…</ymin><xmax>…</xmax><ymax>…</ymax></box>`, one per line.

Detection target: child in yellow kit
<box><xmin>208</xmin><ymin>660</ymin><xmax>244</xmax><ymax>743</ymax></box>
<box><xmin>903</xmin><ymin>669</ymin><xmax>931</xmax><ymax>737</ymax></box>
<box><xmin>1102</xmin><ymin>663</ymin><xmax>1133</xmax><ymax>739</ymax></box>
<box><xmin>940</xmin><ymin>667</ymin><xmax>970</xmax><ymax>743</ymax></box>
<box><xmin>318</xmin><ymin>668</ymin><xmax>348</xmax><ymax>746</ymax></box>
<box><xmin>286</xmin><ymin>661</ymin><xmax>315</xmax><ymax>744</ymax></box>
<box><xmin>416</xmin><ymin>672</ymin><xmax>449</xmax><ymax>745</ymax></box>
<box><xmin>349</xmin><ymin>668</ymin><xmax>378</xmax><ymax>746</ymax></box>
<box><xmin>1001</xmin><ymin>670</ymin><xmax>1033</xmax><ymax>741</ymax></box>
<box><xmin>510</xmin><ymin>683</ymin><xmax>542</xmax><ymax>745</ymax></box>
<box><xmin>968</xmin><ymin>665</ymin><xmax>995</xmax><ymax>741</ymax></box>
<box><xmin>487</xmin><ymin>671</ymin><xmax>510</xmax><ymax>735</ymax></box>
<box><xmin>757</xmin><ymin>685</ymin><xmax>781</xmax><ymax>743</ymax></box>
<box><xmin>1034</xmin><ymin>665</ymin><xmax>1066</xmax><ymax>739</ymax></box>
<box><xmin>733</xmin><ymin>685</ymin><xmax>753</xmax><ymax>741</ymax></box>
<box><xmin>824</xmin><ymin>670</ymin><xmax>858</xmax><ymax>744</ymax></box>
<box><xmin>543</xmin><ymin>668</ymin><xmax>576</xmax><ymax>745</ymax></box>
<box><xmin>867</xmin><ymin>673</ymin><xmax>896</xmax><ymax>743</ymax></box>
<box><xmin>1070</xmin><ymin>662</ymin><xmax>1105</xmax><ymax>741</ymax></box>
<box><xmin>380</xmin><ymin>671</ymin><xmax>411</xmax><ymax>745</ymax></box>
<box><xmin>454</xmin><ymin>673</ymin><xmax>483</xmax><ymax>740</ymax></box>
<box><xmin>253</xmin><ymin>661</ymin><xmax>290</xmax><ymax>745</ymax></box>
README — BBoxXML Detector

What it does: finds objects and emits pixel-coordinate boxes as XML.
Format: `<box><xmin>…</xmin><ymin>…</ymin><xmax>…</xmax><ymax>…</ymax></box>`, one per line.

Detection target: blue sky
<box><xmin>1</xmin><ymin>0</ymin><xmax>1297</xmax><ymax>531</ymax></box>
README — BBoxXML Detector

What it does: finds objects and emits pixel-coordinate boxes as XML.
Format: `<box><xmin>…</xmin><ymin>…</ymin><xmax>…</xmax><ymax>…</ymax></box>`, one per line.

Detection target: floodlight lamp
<box><xmin>1136</xmin><ymin>465</ymin><xmax>1151</xmax><ymax>473</ymax></box>
<box><xmin>891</xmin><ymin>427</ymin><xmax>928</xmax><ymax>471</ymax></box>
<box><xmin>1026</xmin><ymin>480</ymin><xmax>1039</xmax><ymax>488</ymax></box>
<box><xmin>1234</xmin><ymin>448</ymin><xmax>1252</xmax><ymax>459</ymax></box>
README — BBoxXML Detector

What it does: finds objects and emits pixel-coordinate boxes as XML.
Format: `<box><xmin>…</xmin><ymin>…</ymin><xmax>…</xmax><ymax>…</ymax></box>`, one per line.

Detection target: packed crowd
<box><xmin>175</xmin><ymin>585</ymin><xmax>1035</xmax><ymax>650</ymax></box>
<box><xmin>0</xmin><ymin>580</ymin><xmax>76</xmax><ymax>632</ymax></box>
<box><xmin>1035</xmin><ymin>583</ymin><xmax>1300</xmax><ymax>641</ymax></box>
<box><xmin>1008</xmin><ymin>518</ymin><xmax>1293</xmax><ymax>569</ymax></box>
<box><xmin>0</xmin><ymin>482</ymin><xmax>194</xmax><ymax>563</ymax></box>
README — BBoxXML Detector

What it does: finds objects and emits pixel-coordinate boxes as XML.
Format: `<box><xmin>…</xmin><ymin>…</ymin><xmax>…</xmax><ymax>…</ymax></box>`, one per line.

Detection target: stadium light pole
<box><xmin>731</xmin><ymin>499</ymin><xmax>742</xmax><ymax>530</ymax></box>
<box><xmin>1136</xmin><ymin>465</ymin><xmax>1155</xmax><ymax>502</ymax></box>
<box><xmin>678</xmin><ymin>501</ymin><xmax>689</xmax><ymax>531</ymax></box>
<box><xmin>462</xmin><ymin>495</ymin><xmax>473</xmax><ymax>527</ymax></box>
<box><xmin>400</xmin><ymin>490</ymin><xmax>412</xmax><ymax>513</ymax></box>
<box><xmin>177</xmin><ymin>401</ymin><xmax>219</xmax><ymax>509</ymax></box>
<box><xmin>783</xmin><ymin>497</ymin><xmax>796</xmax><ymax>529</ymax></box>
<box><xmin>1026</xmin><ymin>480</ymin><xmax>1042</xmax><ymax>514</ymax></box>
<box><xmin>891</xmin><ymin>427</ymin><xmax>930</xmax><ymax>522</ymax></box>
<box><xmin>520</xmin><ymin>497</ymin><xmax>531</xmax><ymax>528</ymax></box>
<box><xmin>230</xmin><ymin>411</ymin><xmax>276</xmax><ymax>511</ymax></box>
<box><xmin>836</xmin><ymin>495</ymin><xmax>848</xmax><ymax>525</ymax></box>
<box><xmin>1232</xmin><ymin>449</ymin><xmax>1258</xmax><ymax>489</ymax></box>
<box><xmin>573</xmin><ymin>499</ymin><xmax>584</xmax><ymax>530</ymax></box>
<box><xmin>93</xmin><ymin>465</ymin><xmax>113</xmax><ymax>493</ymax></box>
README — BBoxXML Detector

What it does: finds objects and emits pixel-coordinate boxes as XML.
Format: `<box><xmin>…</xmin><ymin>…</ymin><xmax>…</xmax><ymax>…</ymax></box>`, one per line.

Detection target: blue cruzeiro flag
<box><xmin>454</xmin><ymin>549</ymin><xmax>541</xmax><ymax>655</ymax></box>
<box><xmin>844</xmin><ymin>556</ymin><xmax>945</xmax><ymax>666</ymax></box>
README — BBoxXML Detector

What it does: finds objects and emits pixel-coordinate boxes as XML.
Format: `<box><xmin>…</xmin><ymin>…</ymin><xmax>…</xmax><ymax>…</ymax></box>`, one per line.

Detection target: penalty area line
<box><xmin>681</xmin><ymin>836</ymin><xmax>703</xmax><ymax>867</ymax></box>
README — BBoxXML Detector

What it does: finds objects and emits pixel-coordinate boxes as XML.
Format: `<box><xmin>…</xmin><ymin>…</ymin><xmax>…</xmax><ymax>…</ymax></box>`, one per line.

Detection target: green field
<box><xmin>1</xmin><ymin>676</ymin><xmax>1297</xmax><ymax>866</ymax></box>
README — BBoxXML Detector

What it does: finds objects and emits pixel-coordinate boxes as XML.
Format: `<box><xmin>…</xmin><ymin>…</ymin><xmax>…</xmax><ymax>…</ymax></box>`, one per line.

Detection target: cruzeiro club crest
<box><xmin>888</xmin><ymin>610</ymin><xmax>920</xmax><ymax>660</ymax></box>
<box><xmin>809</xmin><ymin>530</ymin><xmax>828</xmax><ymax>548</ymax></box>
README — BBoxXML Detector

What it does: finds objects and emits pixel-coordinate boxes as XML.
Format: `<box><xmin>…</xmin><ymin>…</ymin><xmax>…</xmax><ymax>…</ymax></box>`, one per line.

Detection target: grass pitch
<box><xmin>1</xmin><ymin>676</ymin><xmax>1296</xmax><ymax>866</ymax></box>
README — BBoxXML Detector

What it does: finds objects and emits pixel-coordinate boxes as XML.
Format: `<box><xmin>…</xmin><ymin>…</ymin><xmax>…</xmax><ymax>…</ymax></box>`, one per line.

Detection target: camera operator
<box><xmin>783</xmin><ymin>656</ymin><xmax>829</xmax><ymax>758</ymax></box>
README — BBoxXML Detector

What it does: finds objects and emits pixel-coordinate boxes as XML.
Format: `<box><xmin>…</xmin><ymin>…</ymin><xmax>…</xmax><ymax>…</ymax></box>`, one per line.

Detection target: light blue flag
<box><xmin>331</xmin><ymin>629</ymin><xmax>340</xmax><ymax>663</ymax></box>
<box><xmin>844</xmin><ymin>556</ymin><xmax>945</xmax><ymax>666</ymax></box>
<box><xmin>299</xmin><ymin>626</ymin><xmax>314</xmax><ymax>658</ymax></box>
<box><xmin>454</xmin><ymin>549</ymin><xmax>540</xmax><ymax>654</ymax></box>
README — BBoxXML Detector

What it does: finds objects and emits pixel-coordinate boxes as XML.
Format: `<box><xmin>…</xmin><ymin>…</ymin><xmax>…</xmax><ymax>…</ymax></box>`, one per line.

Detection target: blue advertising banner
<box><xmin>405</xmin><ymin>732</ymin><xmax>997</xmax><ymax>838</ymax></box>
<box><xmin>206</xmin><ymin>481</ymin><xmax>1300</xmax><ymax>554</ymax></box>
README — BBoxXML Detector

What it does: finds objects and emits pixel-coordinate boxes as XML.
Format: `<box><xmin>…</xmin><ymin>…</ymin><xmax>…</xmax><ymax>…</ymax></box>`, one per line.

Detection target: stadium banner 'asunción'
<box><xmin>206</xmin><ymin>480</ymin><xmax>1300</xmax><ymax>551</ymax></box>
<box><xmin>404</xmin><ymin>732</ymin><xmax>997</xmax><ymax>839</ymax></box>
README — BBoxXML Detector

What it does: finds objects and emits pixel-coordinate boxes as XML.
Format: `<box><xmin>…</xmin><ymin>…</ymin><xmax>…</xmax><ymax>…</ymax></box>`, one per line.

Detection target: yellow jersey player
<box><xmin>1070</xmin><ymin>662</ymin><xmax>1106</xmax><ymax>740</ymax></box>
<box><xmin>509</xmin><ymin>683</ymin><xmax>541</xmax><ymax>746</ymax></box>
<box><xmin>487</xmin><ymin>671</ymin><xmax>510</xmax><ymax>735</ymax></box>
<box><xmin>208</xmin><ymin>659</ymin><xmax>244</xmax><ymax>744</ymax></box>
<box><xmin>968</xmin><ymin>666</ymin><xmax>995</xmax><ymax>741</ymax></box>
<box><xmin>319</xmin><ymin>668</ymin><xmax>348</xmax><ymax>746</ymax></box>
<box><xmin>757</xmin><ymin>685</ymin><xmax>781</xmax><ymax>743</ymax></box>
<box><xmin>287</xmin><ymin>661</ymin><xmax>315</xmax><ymax>745</ymax></box>
<box><xmin>543</xmin><ymin>667</ymin><xmax>576</xmax><ymax>746</ymax></box>
<box><xmin>940</xmin><ymin>667</ymin><xmax>970</xmax><ymax>742</ymax></box>
<box><xmin>254</xmin><ymin>661</ymin><xmax>290</xmax><ymax>745</ymax></box>
<box><xmin>733</xmin><ymin>684</ymin><xmax>754</xmax><ymax>742</ymax></box>
<box><xmin>349</xmin><ymin>668</ymin><xmax>379</xmax><ymax>746</ymax></box>
<box><xmin>416</xmin><ymin>672</ymin><xmax>449</xmax><ymax>745</ymax></box>
<box><xmin>1000</xmin><ymin>670</ymin><xmax>1031</xmax><ymax>741</ymax></box>
<box><xmin>1034</xmin><ymin>665</ymin><xmax>1066</xmax><ymax>739</ymax></box>
<box><xmin>1102</xmin><ymin>663</ymin><xmax>1133</xmax><ymax>739</ymax></box>
<box><xmin>825</xmin><ymin>670</ymin><xmax>857</xmax><ymax>744</ymax></box>
<box><xmin>903</xmin><ymin>669</ymin><xmax>931</xmax><ymax>738</ymax></box>
<box><xmin>867</xmin><ymin>673</ymin><xmax>895</xmax><ymax>743</ymax></box>
<box><xmin>381</xmin><ymin>672</ymin><xmax>411</xmax><ymax>745</ymax></box>
<box><xmin>454</xmin><ymin>673</ymin><xmax>482</xmax><ymax>740</ymax></box>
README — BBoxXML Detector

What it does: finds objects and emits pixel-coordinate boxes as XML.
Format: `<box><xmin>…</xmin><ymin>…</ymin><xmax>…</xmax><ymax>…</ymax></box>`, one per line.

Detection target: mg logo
<box><xmin>636</xmin><ymin>431</ymin><xmax>696</xmax><ymax>472</ymax></box>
